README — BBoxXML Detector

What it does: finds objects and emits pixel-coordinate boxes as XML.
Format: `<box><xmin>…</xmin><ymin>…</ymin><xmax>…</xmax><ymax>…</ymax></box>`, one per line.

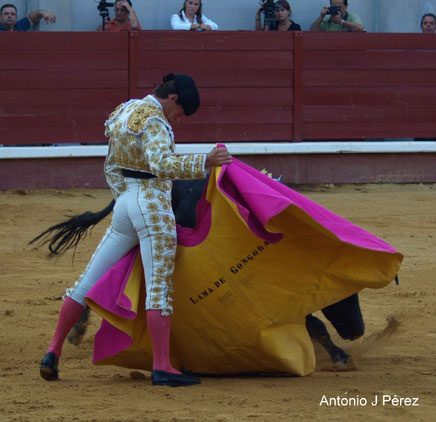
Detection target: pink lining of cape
<box><xmin>177</xmin><ymin>158</ymin><xmax>396</xmax><ymax>253</ymax></box>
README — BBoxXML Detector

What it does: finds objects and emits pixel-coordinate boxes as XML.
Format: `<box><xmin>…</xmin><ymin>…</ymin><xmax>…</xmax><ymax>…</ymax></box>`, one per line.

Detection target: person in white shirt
<box><xmin>171</xmin><ymin>0</ymin><xmax>218</xmax><ymax>31</ymax></box>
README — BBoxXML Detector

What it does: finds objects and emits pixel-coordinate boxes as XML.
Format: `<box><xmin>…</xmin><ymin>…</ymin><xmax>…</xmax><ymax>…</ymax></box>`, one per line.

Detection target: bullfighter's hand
<box><xmin>205</xmin><ymin>147</ymin><xmax>232</xmax><ymax>168</ymax></box>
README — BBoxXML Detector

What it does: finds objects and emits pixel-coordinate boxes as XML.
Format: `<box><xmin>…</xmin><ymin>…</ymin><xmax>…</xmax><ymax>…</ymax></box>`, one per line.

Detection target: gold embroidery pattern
<box><xmin>138</xmin><ymin>179</ymin><xmax>154</xmax><ymax>192</ymax></box>
<box><xmin>153</xmin><ymin>253</ymin><xmax>163</xmax><ymax>262</ymax></box>
<box><xmin>144</xmin><ymin>190</ymin><xmax>154</xmax><ymax>200</ymax></box>
<box><xmin>156</xmin><ymin>193</ymin><xmax>166</xmax><ymax>204</ymax></box>
<box><xmin>156</xmin><ymin>193</ymin><xmax>171</xmax><ymax>211</ymax></box>
<box><xmin>151</xmin><ymin>224</ymin><xmax>162</xmax><ymax>233</ymax></box>
<box><xmin>107</xmin><ymin>98</ymin><xmax>172</xmax><ymax>173</ymax></box>
<box><xmin>164</xmin><ymin>235</ymin><xmax>176</xmax><ymax>250</ymax></box>
<box><xmin>154</xmin><ymin>243</ymin><xmax>164</xmax><ymax>255</ymax></box>
<box><xmin>149</xmin><ymin>214</ymin><xmax>161</xmax><ymax>224</ymax></box>
<box><xmin>150</xmin><ymin>180</ymin><xmax>171</xmax><ymax>194</ymax></box>
<box><xmin>183</xmin><ymin>155</ymin><xmax>195</xmax><ymax>170</ymax></box>
<box><xmin>163</xmin><ymin>256</ymin><xmax>175</xmax><ymax>272</ymax></box>
<box><xmin>172</xmin><ymin>160</ymin><xmax>183</xmax><ymax>175</ymax></box>
<box><xmin>194</xmin><ymin>155</ymin><xmax>205</xmax><ymax>178</ymax></box>
<box><xmin>147</xmin><ymin>138</ymin><xmax>161</xmax><ymax>153</ymax></box>
<box><xmin>154</xmin><ymin>274</ymin><xmax>165</xmax><ymax>284</ymax></box>
<box><xmin>162</xmin><ymin>215</ymin><xmax>175</xmax><ymax>232</ymax></box>
<box><xmin>148</xmin><ymin>122</ymin><xmax>163</xmax><ymax>138</ymax></box>
<box><xmin>146</xmin><ymin>202</ymin><xmax>158</xmax><ymax>212</ymax></box>
<box><xmin>151</xmin><ymin>287</ymin><xmax>163</xmax><ymax>295</ymax></box>
<box><xmin>127</xmin><ymin>104</ymin><xmax>159</xmax><ymax>134</ymax></box>
<box><xmin>137</xmin><ymin>183</ymin><xmax>177</xmax><ymax>315</ymax></box>
<box><xmin>154</xmin><ymin>233</ymin><xmax>164</xmax><ymax>242</ymax></box>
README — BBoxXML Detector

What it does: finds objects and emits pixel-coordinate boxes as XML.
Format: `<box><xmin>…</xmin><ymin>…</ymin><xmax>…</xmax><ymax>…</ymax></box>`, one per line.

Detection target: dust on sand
<box><xmin>1</xmin><ymin>184</ymin><xmax>435</xmax><ymax>422</ymax></box>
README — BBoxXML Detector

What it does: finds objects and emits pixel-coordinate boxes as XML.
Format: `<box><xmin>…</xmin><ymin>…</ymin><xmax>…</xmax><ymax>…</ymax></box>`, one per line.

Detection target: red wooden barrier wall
<box><xmin>1</xmin><ymin>31</ymin><xmax>436</xmax><ymax>146</ymax></box>
<box><xmin>302</xmin><ymin>32</ymin><xmax>436</xmax><ymax>140</ymax></box>
<box><xmin>0</xmin><ymin>32</ymin><xmax>129</xmax><ymax>145</ymax></box>
<box><xmin>0</xmin><ymin>31</ymin><xmax>294</xmax><ymax>145</ymax></box>
<box><xmin>130</xmin><ymin>31</ymin><xmax>294</xmax><ymax>143</ymax></box>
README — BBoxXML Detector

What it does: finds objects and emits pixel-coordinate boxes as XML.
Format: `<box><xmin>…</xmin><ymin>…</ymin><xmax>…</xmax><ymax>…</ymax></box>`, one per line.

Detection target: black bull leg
<box><xmin>67</xmin><ymin>305</ymin><xmax>91</xmax><ymax>346</ymax></box>
<box><xmin>68</xmin><ymin>178</ymin><xmax>364</xmax><ymax>369</ymax></box>
<box><xmin>306</xmin><ymin>315</ymin><xmax>351</xmax><ymax>366</ymax></box>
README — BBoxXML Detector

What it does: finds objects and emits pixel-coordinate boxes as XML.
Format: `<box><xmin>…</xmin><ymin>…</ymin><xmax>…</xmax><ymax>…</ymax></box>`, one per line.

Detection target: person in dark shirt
<box><xmin>255</xmin><ymin>0</ymin><xmax>301</xmax><ymax>31</ymax></box>
<box><xmin>0</xmin><ymin>3</ymin><xmax>56</xmax><ymax>31</ymax></box>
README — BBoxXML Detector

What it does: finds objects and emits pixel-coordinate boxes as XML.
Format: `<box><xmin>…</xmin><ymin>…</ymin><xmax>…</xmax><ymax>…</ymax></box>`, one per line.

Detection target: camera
<box><xmin>259</xmin><ymin>0</ymin><xmax>280</xmax><ymax>31</ymax></box>
<box><xmin>97</xmin><ymin>1</ymin><xmax>114</xmax><ymax>13</ymax></box>
<box><xmin>325</xmin><ymin>5</ymin><xmax>342</xmax><ymax>16</ymax></box>
<box><xmin>260</xmin><ymin>0</ymin><xmax>278</xmax><ymax>14</ymax></box>
<box><xmin>96</xmin><ymin>1</ymin><xmax>114</xmax><ymax>30</ymax></box>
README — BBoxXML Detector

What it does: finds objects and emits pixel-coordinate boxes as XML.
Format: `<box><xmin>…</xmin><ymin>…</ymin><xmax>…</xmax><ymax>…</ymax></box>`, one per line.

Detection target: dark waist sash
<box><xmin>122</xmin><ymin>168</ymin><xmax>157</xmax><ymax>179</ymax></box>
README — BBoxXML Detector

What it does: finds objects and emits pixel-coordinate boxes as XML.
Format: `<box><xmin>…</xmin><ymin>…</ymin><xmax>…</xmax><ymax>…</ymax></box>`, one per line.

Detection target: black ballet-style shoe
<box><xmin>151</xmin><ymin>370</ymin><xmax>201</xmax><ymax>387</ymax></box>
<box><xmin>40</xmin><ymin>352</ymin><xmax>59</xmax><ymax>381</ymax></box>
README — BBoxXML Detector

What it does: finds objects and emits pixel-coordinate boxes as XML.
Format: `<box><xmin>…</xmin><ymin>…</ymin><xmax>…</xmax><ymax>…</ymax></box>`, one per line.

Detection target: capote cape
<box><xmin>85</xmin><ymin>158</ymin><xmax>403</xmax><ymax>376</ymax></box>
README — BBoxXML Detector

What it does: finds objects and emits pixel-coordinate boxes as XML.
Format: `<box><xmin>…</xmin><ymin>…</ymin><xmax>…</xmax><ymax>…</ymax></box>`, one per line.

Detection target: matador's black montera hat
<box><xmin>163</xmin><ymin>73</ymin><xmax>200</xmax><ymax>116</ymax></box>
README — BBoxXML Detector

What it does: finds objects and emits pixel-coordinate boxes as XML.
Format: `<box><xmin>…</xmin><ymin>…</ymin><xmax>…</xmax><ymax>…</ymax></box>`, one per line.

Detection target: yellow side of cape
<box><xmin>87</xmin><ymin>167</ymin><xmax>402</xmax><ymax>376</ymax></box>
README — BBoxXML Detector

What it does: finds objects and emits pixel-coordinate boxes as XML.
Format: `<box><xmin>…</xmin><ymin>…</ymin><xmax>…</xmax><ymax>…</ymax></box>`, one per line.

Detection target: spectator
<box><xmin>98</xmin><ymin>0</ymin><xmax>141</xmax><ymax>31</ymax></box>
<box><xmin>310</xmin><ymin>0</ymin><xmax>364</xmax><ymax>32</ymax></box>
<box><xmin>415</xmin><ymin>13</ymin><xmax>436</xmax><ymax>142</ymax></box>
<box><xmin>255</xmin><ymin>0</ymin><xmax>301</xmax><ymax>31</ymax></box>
<box><xmin>0</xmin><ymin>3</ymin><xmax>56</xmax><ymax>31</ymax></box>
<box><xmin>421</xmin><ymin>13</ymin><xmax>436</xmax><ymax>33</ymax></box>
<box><xmin>171</xmin><ymin>0</ymin><xmax>218</xmax><ymax>31</ymax></box>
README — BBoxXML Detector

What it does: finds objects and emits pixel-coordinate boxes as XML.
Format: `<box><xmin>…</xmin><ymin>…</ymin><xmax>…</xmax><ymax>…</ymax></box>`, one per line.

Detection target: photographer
<box><xmin>310</xmin><ymin>0</ymin><xmax>363</xmax><ymax>32</ymax></box>
<box><xmin>98</xmin><ymin>0</ymin><xmax>141</xmax><ymax>31</ymax></box>
<box><xmin>255</xmin><ymin>0</ymin><xmax>301</xmax><ymax>31</ymax></box>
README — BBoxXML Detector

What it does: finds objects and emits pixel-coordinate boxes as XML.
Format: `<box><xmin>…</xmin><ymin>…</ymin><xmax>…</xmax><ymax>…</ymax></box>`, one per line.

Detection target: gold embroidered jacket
<box><xmin>104</xmin><ymin>95</ymin><xmax>207</xmax><ymax>199</ymax></box>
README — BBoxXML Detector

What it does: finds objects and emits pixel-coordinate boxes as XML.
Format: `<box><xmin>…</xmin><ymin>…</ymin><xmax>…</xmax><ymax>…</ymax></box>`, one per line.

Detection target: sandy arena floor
<box><xmin>1</xmin><ymin>183</ymin><xmax>435</xmax><ymax>422</ymax></box>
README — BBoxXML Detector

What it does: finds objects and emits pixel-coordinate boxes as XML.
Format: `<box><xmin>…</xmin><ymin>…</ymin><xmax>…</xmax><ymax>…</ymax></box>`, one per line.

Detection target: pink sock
<box><xmin>146</xmin><ymin>310</ymin><xmax>180</xmax><ymax>374</ymax></box>
<box><xmin>46</xmin><ymin>297</ymin><xmax>84</xmax><ymax>358</ymax></box>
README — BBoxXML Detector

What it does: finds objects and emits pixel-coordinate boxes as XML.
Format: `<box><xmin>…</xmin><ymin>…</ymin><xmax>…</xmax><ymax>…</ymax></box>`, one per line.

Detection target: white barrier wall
<box><xmin>8</xmin><ymin>0</ymin><xmax>436</xmax><ymax>33</ymax></box>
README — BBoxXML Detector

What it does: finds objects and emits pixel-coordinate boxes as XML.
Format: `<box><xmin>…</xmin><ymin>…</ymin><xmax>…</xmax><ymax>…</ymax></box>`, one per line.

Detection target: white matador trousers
<box><xmin>66</xmin><ymin>178</ymin><xmax>176</xmax><ymax>316</ymax></box>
